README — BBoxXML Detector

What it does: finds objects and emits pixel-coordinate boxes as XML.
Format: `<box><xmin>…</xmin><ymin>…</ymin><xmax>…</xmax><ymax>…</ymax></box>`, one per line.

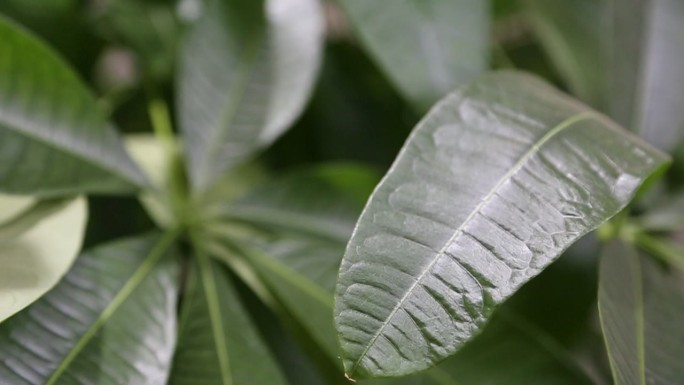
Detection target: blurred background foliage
<box><xmin>1</xmin><ymin>1</ymin><xmax>681</xmax><ymax>384</ymax></box>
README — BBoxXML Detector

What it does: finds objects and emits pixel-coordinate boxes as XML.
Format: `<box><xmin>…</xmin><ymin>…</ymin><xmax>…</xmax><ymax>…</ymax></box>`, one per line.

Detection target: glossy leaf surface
<box><xmin>338</xmin><ymin>0</ymin><xmax>488</xmax><ymax>111</ymax></box>
<box><xmin>0</xmin><ymin>232</ymin><xmax>179</xmax><ymax>384</ymax></box>
<box><xmin>598</xmin><ymin>241</ymin><xmax>684</xmax><ymax>385</ymax></box>
<box><xmin>334</xmin><ymin>71</ymin><xmax>670</xmax><ymax>378</ymax></box>
<box><xmin>179</xmin><ymin>0</ymin><xmax>324</xmax><ymax>190</ymax></box>
<box><xmin>169</xmin><ymin>252</ymin><xmax>287</xmax><ymax>385</ymax></box>
<box><xmin>0</xmin><ymin>197</ymin><xmax>86</xmax><ymax>323</ymax></box>
<box><xmin>0</xmin><ymin>16</ymin><xmax>147</xmax><ymax>196</ymax></box>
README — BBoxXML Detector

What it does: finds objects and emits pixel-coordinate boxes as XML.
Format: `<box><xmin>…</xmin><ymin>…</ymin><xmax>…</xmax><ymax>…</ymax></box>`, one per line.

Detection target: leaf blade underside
<box><xmin>0</xmin><ymin>232</ymin><xmax>179</xmax><ymax>385</ymax></box>
<box><xmin>334</xmin><ymin>71</ymin><xmax>670</xmax><ymax>378</ymax></box>
<box><xmin>0</xmin><ymin>16</ymin><xmax>147</xmax><ymax>196</ymax></box>
<box><xmin>179</xmin><ymin>0</ymin><xmax>324</xmax><ymax>190</ymax></box>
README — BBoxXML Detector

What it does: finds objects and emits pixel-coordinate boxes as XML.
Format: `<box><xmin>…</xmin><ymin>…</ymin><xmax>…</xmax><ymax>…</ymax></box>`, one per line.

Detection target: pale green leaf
<box><xmin>169</xmin><ymin>250</ymin><xmax>287</xmax><ymax>385</ymax></box>
<box><xmin>0</xmin><ymin>232</ymin><xmax>180</xmax><ymax>384</ymax></box>
<box><xmin>0</xmin><ymin>194</ymin><xmax>34</xmax><ymax>224</ymax></box>
<box><xmin>338</xmin><ymin>0</ymin><xmax>489</xmax><ymax>111</ymax></box>
<box><xmin>598</xmin><ymin>241</ymin><xmax>684</xmax><ymax>385</ymax></box>
<box><xmin>334</xmin><ymin>71</ymin><xmax>670</xmax><ymax>378</ymax></box>
<box><xmin>0</xmin><ymin>197</ymin><xmax>86</xmax><ymax>323</ymax></box>
<box><xmin>0</xmin><ymin>16</ymin><xmax>148</xmax><ymax>196</ymax></box>
<box><xmin>179</xmin><ymin>0</ymin><xmax>324</xmax><ymax>190</ymax></box>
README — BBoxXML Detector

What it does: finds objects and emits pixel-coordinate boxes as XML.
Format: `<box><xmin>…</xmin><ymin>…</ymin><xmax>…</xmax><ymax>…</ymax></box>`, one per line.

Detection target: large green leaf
<box><xmin>598</xmin><ymin>241</ymin><xmax>684</xmax><ymax>385</ymax></box>
<box><xmin>338</xmin><ymin>0</ymin><xmax>489</xmax><ymax>111</ymax></box>
<box><xmin>179</xmin><ymin>0</ymin><xmax>324</xmax><ymax>190</ymax></box>
<box><xmin>169</xmin><ymin>250</ymin><xmax>287</xmax><ymax>385</ymax></box>
<box><xmin>0</xmin><ymin>16</ymin><xmax>148</xmax><ymax>196</ymax></box>
<box><xmin>334</xmin><ymin>71</ymin><xmax>669</xmax><ymax>378</ymax></box>
<box><xmin>0</xmin><ymin>197</ymin><xmax>86</xmax><ymax>323</ymax></box>
<box><xmin>525</xmin><ymin>0</ymin><xmax>684</xmax><ymax>151</ymax></box>
<box><xmin>0</xmin><ymin>232</ymin><xmax>179</xmax><ymax>384</ymax></box>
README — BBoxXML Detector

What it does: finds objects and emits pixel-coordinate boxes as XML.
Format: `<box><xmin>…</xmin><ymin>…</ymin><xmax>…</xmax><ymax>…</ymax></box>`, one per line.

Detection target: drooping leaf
<box><xmin>169</xmin><ymin>250</ymin><xmax>287</xmax><ymax>385</ymax></box>
<box><xmin>0</xmin><ymin>16</ymin><xmax>148</xmax><ymax>196</ymax></box>
<box><xmin>0</xmin><ymin>197</ymin><xmax>86</xmax><ymax>323</ymax></box>
<box><xmin>337</xmin><ymin>0</ymin><xmax>489</xmax><ymax>111</ymax></box>
<box><xmin>0</xmin><ymin>232</ymin><xmax>179</xmax><ymax>384</ymax></box>
<box><xmin>334</xmin><ymin>71</ymin><xmax>670</xmax><ymax>378</ymax></box>
<box><xmin>525</xmin><ymin>0</ymin><xmax>684</xmax><ymax>151</ymax></box>
<box><xmin>179</xmin><ymin>0</ymin><xmax>324</xmax><ymax>190</ymax></box>
<box><xmin>598</xmin><ymin>241</ymin><xmax>684</xmax><ymax>385</ymax></box>
<box><xmin>206</xmin><ymin>165</ymin><xmax>379</xmax><ymax>361</ymax></box>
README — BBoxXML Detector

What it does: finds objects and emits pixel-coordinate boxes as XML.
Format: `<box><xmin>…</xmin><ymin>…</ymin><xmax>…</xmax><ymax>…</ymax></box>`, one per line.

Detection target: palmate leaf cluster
<box><xmin>0</xmin><ymin>0</ymin><xmax>683</xmax><ymax>384</ymax></box>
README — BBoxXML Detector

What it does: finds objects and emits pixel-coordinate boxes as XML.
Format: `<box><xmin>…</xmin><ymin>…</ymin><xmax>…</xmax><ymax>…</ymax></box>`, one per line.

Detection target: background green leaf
<box><xmin>179</xmin><ymin>0</ymin><xmax>324</xmax><ymax>190</ymax></box>
<box><xmin>0</xmin><ymin>197</ymin><xmax>86</xmax><ymax>323</ymax></box>
<box><xmin>337</xmin><ymin>0</ymin><xmax>489</xmax><ymax>111</ymax></box>
<box><xmin>0</xmin><ymin>16</ymin><xmax>148</xmax><ymax>196</ymax></box>
<box><xmin>205</xmin><ymin>164</ymin><xmax>379</xmax><ymax>362</ymax></box>
<box><xmin>334</xmin><ymin>71</ymin><xmax>669</xmax><ymax>378</ymax></box>
<box><xmin>0</xmin><ymin>232</ymin><xmax>179</xmax><ymax>384</ymax></box>
<box><xmin>525</xmin><ymin>0</ymin><xmax>684</xmax><ymax>151</ymax></box>
<box><xmin>598</xmin><ymin>241</ymin><xmax>684</xmax><ymax>384</ymax></box>
<box><xmin>170</xmin><ymin>251</ymin><xmax>287</xmax><ymax>385</ymax></box>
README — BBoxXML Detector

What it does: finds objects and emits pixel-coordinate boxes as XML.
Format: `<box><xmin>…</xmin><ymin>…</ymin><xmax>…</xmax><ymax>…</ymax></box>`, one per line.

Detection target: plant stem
<box><xmin>633</xmin><ymin>231</ymin><xmax>684</xmax><ymax>271</ymax></box>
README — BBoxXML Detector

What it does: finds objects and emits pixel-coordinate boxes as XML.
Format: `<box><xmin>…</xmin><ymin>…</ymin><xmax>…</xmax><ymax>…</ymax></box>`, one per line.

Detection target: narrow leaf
<box><xmin>338</xmin><ymin>0</ymin><xmax>489</xmax><ymax>111</ymax></box>
<box><xmin>598</xmin><ymin>241</ymin><xmax>684</xmax><ymax>385</ymax></box>
<box><xmin>169</xmin><ymin>251</ymin><xmax>287</xmax><ymax>385</ymax></box>
<box><xmin>179</xmin><ymin>0</ymin><xmax>324</xmax><ymax>190</ymax></box>
<box><xmin>334</xmin><ymin>71</ymin><xmax>670</xmax><ymax>378</ymax></box>
<box><xmin>208</xmin><ymin>165</ymin><xmax>379</xmax><ymax>361</ymax></box>
<box><xmin>523</xmin><ymin>0</ymin><xmax>606</xmax><ymax>107</ymax></box>
<box><xmin>0</xmin><ymin>197</ymin><xmax>86</xmax><ymax>323</ymax></box>
<box><xmin>0</xmin><ymin>232</ymin><xmax>180</xmax><ymax>384</ymax></box>
<box><xmin>0</xmin><ymin>16</ymin><xmax>148</xmax><ymax>196</ymax></box>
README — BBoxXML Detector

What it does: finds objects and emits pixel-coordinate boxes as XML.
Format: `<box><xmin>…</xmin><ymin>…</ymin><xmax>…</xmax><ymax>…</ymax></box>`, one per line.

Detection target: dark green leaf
<box><xmin>0</xmin><ymin>232</ymin><xmax>179</xmax><ymax>384</ymax></box>
<box><xmin>179</xmin><ymin>0</ymin><xmax>324</xmax><ymax>190</ymax></box>
<box><xmin>334</xmin><ymin>71</ymin><xmax>670</xmax><ymax>378</ymax></box>
<box><xmin>523</xmin><ymin>0</ymin><xmax>606</xmax><ymax>107</ymax></box>
<box><xmin>169</xmin><ymin>250</ymin><xmax>287</xmax><ymax>385</ymax></box>
<box><xmin>337</xmin><ymin>0</ymin><xmax>489</xmax><ymax>111</ymax></box>
<box><xmin>0</xmin><ymin>197</ymin><xmax>86</xmax><ymax>323</ymax></box>
<box><xmin>0</xmin><ymin>16</ymin><xmax>148</xmax><ymax>196</ymax></box>
<box><xmin>207</xmin><ymin>165</ymin><xmax>379</xmax><ymax>362</ymax></box>
<box><xmin>90</xmin><ymin>0</ymin><xmax>181</xmax><ymax>81</ymax></box>
<box><xmin>525</xmin><ymin>0</ymin><xmax>684</xmax><ymax>151</ymax></box>
<box><xmin>598</xmin><ymin>241</ymin><xmax>684</xmax><ymax>385</ymax></box>
<box><xmin>363</xmin><ymin>312</ymin><xmax>595</xmax><ymax>385</ymax></box>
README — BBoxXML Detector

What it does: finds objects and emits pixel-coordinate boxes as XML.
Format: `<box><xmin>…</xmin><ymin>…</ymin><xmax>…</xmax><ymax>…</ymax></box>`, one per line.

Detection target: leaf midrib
<box><xmin>348</xmin><ymin>111</ymin><xmax>600</xmax><ymax>375</ymax></box>
<box><xmin>45</xmin><ymin>230</ymin><xmax>179</xmax><ymax>385</ymax></box>
<box><xmin>196</xmin><ymin>28</ymin><xmax>265</xmax><ymax>189</ymax></box>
